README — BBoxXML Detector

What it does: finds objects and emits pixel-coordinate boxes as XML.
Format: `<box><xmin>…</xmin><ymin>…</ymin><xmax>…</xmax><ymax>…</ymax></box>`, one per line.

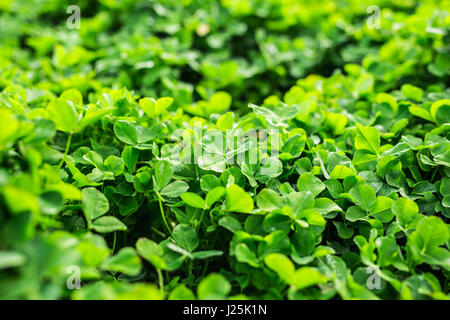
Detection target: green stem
<box><xmin>150</xmin><ymin>226</ymin><xmax>166</xmax><ymax>238</ymax></box>
<box><xmin>62</xmin><ymin>204</ymin><xmax>82</xmax><ymax>211</ymax></box>
<box><xmin>83</xmin><ymin>209</ymin><xmax>92</xmax><ymax>230</ymax></box>
<box><xmin>194</xmin><ymin>163</ymin><xmax>198</xmax><ymax>180</ymax></box>
<box><xmin>157</xmin><ymin>193</ymin><xmax>172</xmax><ymax>235</ymax></box>
<box><xmin>58</xmin><ymin>133</ymin><xmax>73</xmax><ymax>170</ymax></box>
<box><xmin>70</xmin><ymin>139</ymin><xmax>89</xmax><ymax>149</ymax></box>
<box><xmin>201</xmin><ymin>261</ymin><xmax>209</xmax><ymax>278</ymax></box>
<box><xmin>197</xmin><ymin>209</ymin><xmax>206</xmax><ymax>231</ymax></box>
<box><xmin>112</xmin><ymin>231</ymin><xmax>117</xmax><ymax>254</ymax></box>
<box><xmin>430</xmin><ymin>167</ymin><xmax>439</xmax><ymax>183</ymax></box>
<box><xmin>188</xmin><ymin>260</ymin><xmax>193</xmax><ymax>278</ymax></box>
<box><xmin>157</xmin><ymin>268</ymin><xmax>164</xmax><ymax>297</ymax></box>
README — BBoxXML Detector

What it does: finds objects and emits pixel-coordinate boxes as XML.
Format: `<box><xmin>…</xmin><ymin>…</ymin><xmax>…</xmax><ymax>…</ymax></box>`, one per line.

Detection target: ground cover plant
<box><xmin>0</xmin><ymin>0</ymin><xmax>449</xmax><ymax>300</ymax></box>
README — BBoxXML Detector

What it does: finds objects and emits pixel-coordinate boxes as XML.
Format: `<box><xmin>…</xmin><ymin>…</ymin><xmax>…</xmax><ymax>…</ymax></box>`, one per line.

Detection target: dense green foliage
<box><xmin>0</xmin><ymin>0</ymin><xmax>449</xmax><ymax>300</ymax></box>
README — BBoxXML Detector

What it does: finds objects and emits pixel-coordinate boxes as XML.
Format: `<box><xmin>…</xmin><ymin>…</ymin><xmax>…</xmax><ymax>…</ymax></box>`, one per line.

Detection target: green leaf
<box><xmin>136</xmin><ymin>124</ymin><xmax>163</xmax><ymax>144</ymax></box>
<box><xmin>47</xmin><ymin>99</ymin><xmax>79</xmax><ymax>133</ymax></box>
<box><xmin>353</xmin><ymin>150</ymin><xmax>378</xmax><ymax>167</ymax></box>
<box><xmin>376</xmin><ymin>236</ymin><xmax>398</xmax><ymax>267</ymax></box>
<box><xmin>172</xmin><ymin>224</ymin><xmax>199</xmax><ymax>252</ymax></box>
<box><xmin>197</xmin><ymin>273</ymin><xmax>231</xmax><ymax>300</ymax></box>
<box><xmin>83</xmin><ymin>151</ymin><xmax>104</xmax><ymax>169</ymax></box>
<box><xmin>391</xmin><ymin>198</ymin><xmax>419</xmax><ymax>231</ymax></box>
<box><xmin>370</xmin><ymin>196</ymin><xmax>394</xmax><ymax>223</ymax></box>
<box><xmin>225</xmin><ymin>184</ymin><xmax>254</xmax><ymax>213</ymax></box>
<box><xmin>78</xmin><ymin>106</ymin><xmax>117</xmax><ymax>129</ymax></box>
<box><xmin>281</xmin><ymin>134</ymin><xmax>306</xmax><ymax>158</ymax></box>
<box><xmin>216</xmin><ymin>112</ymin><xmax>235</xmax><ymax>131</ymax></box>
<box><xmin>38</xmin><ymin>191</ymin><xmax>63</xmax><ymax>215</ymax></box>
<box><xmin>136</xmin><ymin>238</ymin><xmax>166</xmax><ymax>270</ymax></box>
<box><xmin>257</xmin><ymin>156</ymin><xmax>283</xmax><ymax>178</ymax></box>
<box><xmin>121</xmin><ymin>146</ymin><xmax>139</xmax><ymax>173</ymax></box>
<box><xmin>82</xmin><ymin>187</ymin><xmax>109</xmax><ymax>220</ymax></box>
<box><xmin>3</xmin><ymin>186</ymin><xmax>39</xmax><ymax>215</ymax></box>
<box><xmin>154</xmin><ymin>160</ymin><xmax>173</xmax><ymax>191</ymax></box>
<box><xmin>355</xmin><ymin>126</ymin><xmax>380</xmax><ymax>154</ymax></box>
<box><xmin>440</xmin><ymin>178</ymin><xmax>450</xmax><ymax>196</ymax></box>
<box><xmin>330</xmin><ymin>165</ymin><xmax>357</xmax><ymax>179</ymax></box>
<box><xmin>180</xmin><ymin>192</ymin><xmax>206</xmax><ymax>209</ymax></box>
<box><xmin>292</xmin><ymin>267</ymin><xmax>328</xmax><ymax>290</ymax></box>
<box><xmin>218</xmin><ymin>215</ymin><xmax>242</xmax><ymax>233</ymax></box>
<box><xmin>407</xmin><ymin>216</ymin><xmax>450</xmax><ymax>267</ymax></box>
<box><xmin>192</xmin><ymin>250</ymin><xmax>223</xmax><ymax>260</ymax></box>
<box><xmin>334</xmin><ymin>221</ymin><xmax>354</xmax><ymax>239</ymax></box>
<box><xmin>353</xmin><ymin>73</ymin><xmax>374</xmax><ymax>96</ymax></box>
<box><xmin>324</xmin><ymin>112</ymin><xmax>348</xmax><ymax>135</ymax></box>
<box><xmin>200</xmin><ymin>174</ymin><xmax>222</xmax><ymax>192</ymax></box>
<box><xmin>65</xmin><ymin>160</ymin><xmax>101</xmax><ymax>187</ymax></box>
<box><xmin>160</xmin><ymin>180</ymin><xmax>189</xmax><ymax>198</ymax></box>
<box><xmin>155</xmin><ymin>97</ymin><xmax>174</xmax><ymax>115</ymax></box>
<box><xmin>60</xmin><ymin>88</ymin><xmax>83</xmax><ymax>105</ymax></box>
<box><xmin>26</xmin><ymin>118</ymin><xmax>56</xmax><ymax>143</ymax></box>
<box><xmin>101</xmin><ymin>247</ymin><xmax>141</xmax><ymax>276</ymax></box>
<box><xmin>92</xmin><ymin>216</ymin><xmax>127</xmax><ymax>233</ymax></box>
<box><xmin>318</xmin><ymin>255</ymin><xmax>347</xmax><ymax>282</ymax></box>
<box><xmin>256</xmin><ymin>188</ymin><xmax>283</xmax><ymax>211</ymax></box>
<box><xmin>286</xmin><ymin>191</ymin><xmax>315</xmax><ymax>217</ymax></box>
<box><xmin>209</xmin><ymin>92</ymin><xmax>232</xmax><ymax>114</ymax></box>
<box><xmin>114</xmin><ymin>120</ymin><xmax>138</xmax><ymax>145</ymax></box>
<box><xmin>423</xmin><ymin>247</ymin><xmax>450</xmax><ymax>269</ymax></box>
<box><xmin>264</xmin><ymin>253</ymin><xmax>295</xmax><ymax>283</ymax></box>
<box><xmin>409</xmin><ymin>105</ymin><xmax>432</xmax><ymax>121</ymax></box>
<box><xmin>0</xmin><ymin>251</ymin><xmax>27</xmax><ymax>270</ymax></box>
<box><xmin>349</xmin><ymin>184</ymin><xmax>376</xmax><ymax>211</ymax></box>
<box><xmin>0</xmin><ymin>109</ymin><xmax>20</xmax><ymax>149</ymax></box>
<box><xmin>240</xmin><ymin>161</ymin><xmax>257</xmax><ymax>187</ymax></box>
<box><xmin>169</xmin><ymin>284</ymin><xmax>196</xmax><ymax>300</ymax></box>
<box><xmin>205</xmin><ymin>186</ymin><xmax>225</xmax><ymax>208</ymax></box>
<box><xmin>430</xmin><ymin>99</ymin><xmax>450</xmax><ymax>125</ymax></box>
<box><xmin>118</xmin><ymin>197</ymin><xmax>138</xmax><ymax>216</ymax></box>
<box><xmin>198</xmin><ymin>154</ymin><xmax>226</xmax><ymax>173</ymax></box>
<box><xmin>292</xmin><ymin>228</ymin><xmax>316</xmax><ymax>257</ymax></box>
<box><xmin>345</xmin><ymin>206</ymin><xmax>369</xmax><ymax>222</ymax></box>
<box><xmin>409</xmin><ymin>216</ymin><xmax>449</xmax><ymax>252</ymax></box>
<box><xmin>401</xmin><ymin>84</ymin><xmax>423</xmax><ymax>101</ymax></box>
<box><xmin>263</xmin><ymin>212</ymin><xmax>292</xmax><ymax>233</ymax></box>
<box><xmin>376</xmin><ymin>92</ymin><xmax>398</xmax><ymax>115</ymax></box>
<box><xmin>297</xmin><ymin>172</ymin><xmax>325</xmax><ymax>197</ymax></box>
<box><xmin>104</xmin><ymin>155</ymin><xmax>124</xmax><ymax>176</ymax></box>
<box><xmin>139</xmin><ymin>97</ymin><xmax>156</xmax><ymax>117</ymax></box>
<box><xmin>235</xmin><ymin>243</ymin><xmax>259</xmax><ymax>267</ymax></box>
<box><xmin>314</xmin><ymin>198</ymin><xmax>342</xmax><ymax>215</ymax></box>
